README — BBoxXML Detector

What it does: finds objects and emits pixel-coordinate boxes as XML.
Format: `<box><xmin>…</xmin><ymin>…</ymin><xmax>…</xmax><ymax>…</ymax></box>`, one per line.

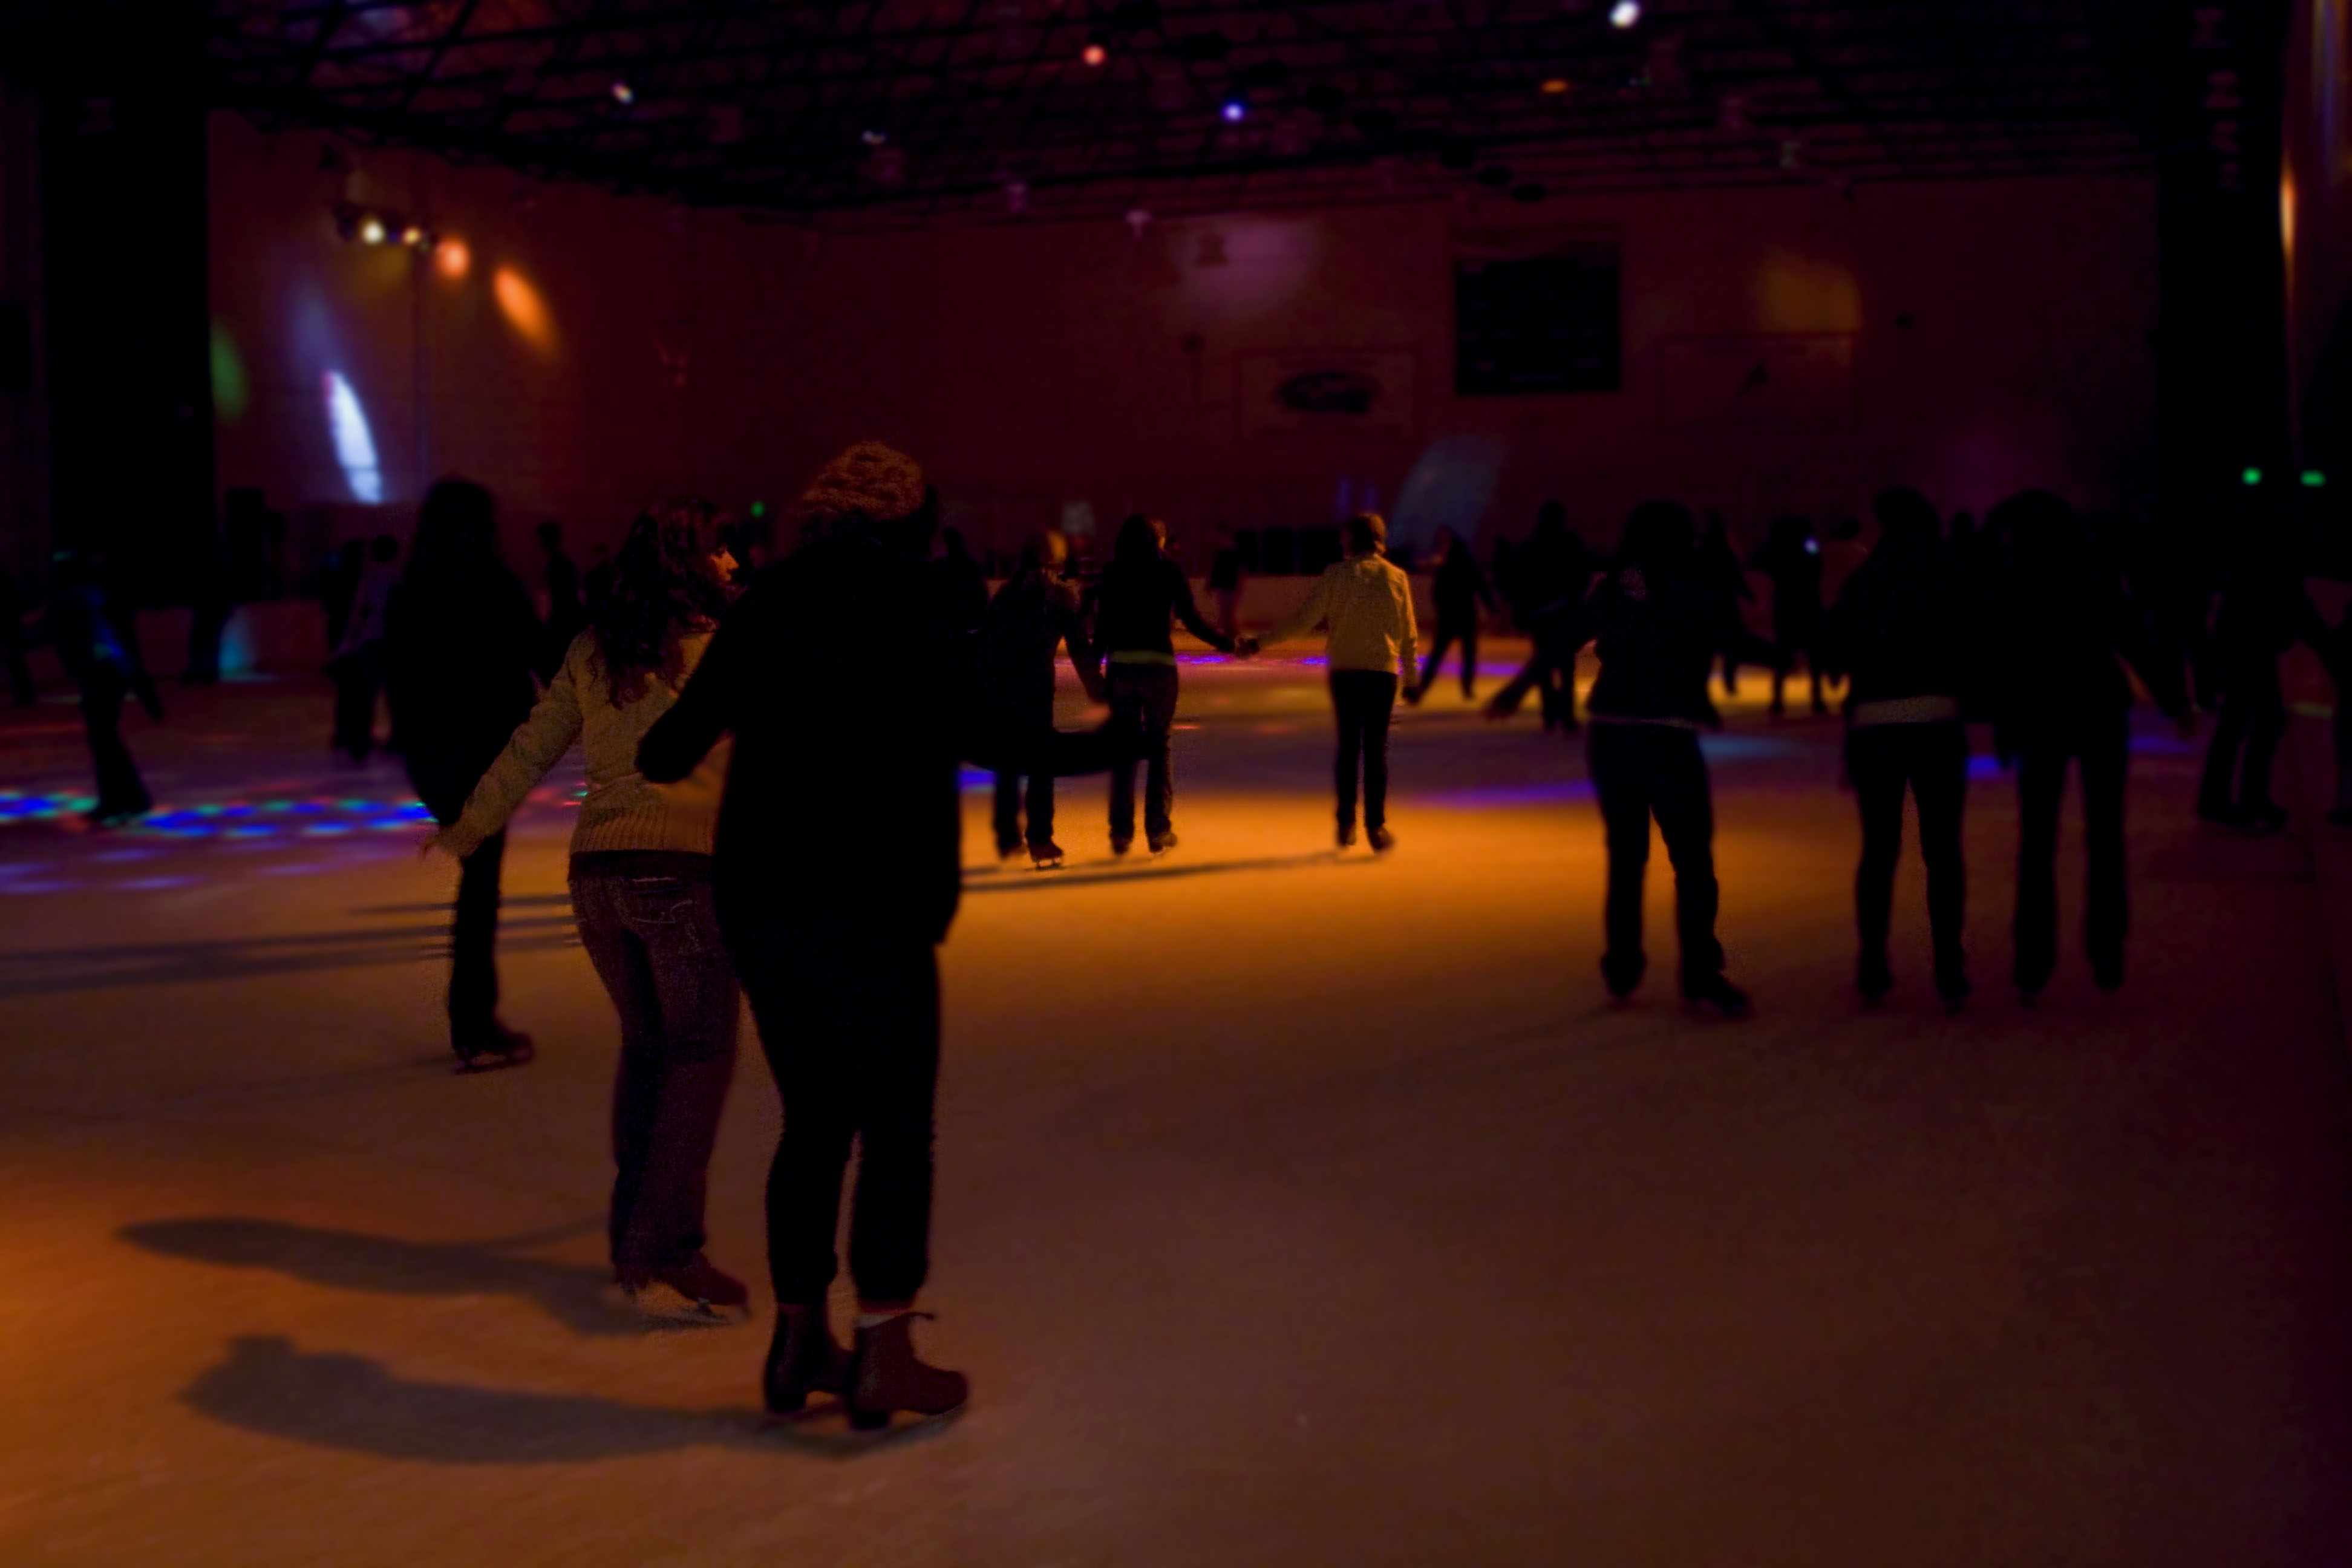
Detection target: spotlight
<box><xmin>2243</xmin><ymin>467</ymin><xmax>2264</xmax><ymax>486</ymax></box>
<box><xmin>1540</xmin><ymin>78</ymin><xmax>1570</xmax><ymax>95</ymax></box>
<box><xmin>1221</xmin><ymin>99</ymin><xmax>1247</xmax><ymax>123</ymax></box>
<box><xmin>861</xmin><ymin>128</ymin><xmax>888</xmax><ymax>146</ymax></box>
<box><xmin>1610</xmin><ymin>1</ymin><xmax>1641</xmax><ymax>27</ymax></box>
<box><xmin>2306</xmin><ymin>469</ymin><xmax>2330</xmax><ymax>488</ymax></box>
<box><xmin>358</xmin><ymin>215</ymin><xmax>387</xmax><ymax>245</ymax></box>
<box><xmin>435</xmin><ymin>238</ymin><xmax>470</xmax><ymax>278</ymax></box>
<box><xmin>610</xmin><ymin>80</ymin><xmax>635</xmax><ymax>105</ymax></box>
<box><xmin>1125</xmin><ymin>206</ymin><xmax>1152</xmax><ymax>238</ymax></box>
<box><xmin>1082</xmin><ymin>41</ymin><xmax>1108</xmax><ymax>67</ymax></box>
<box><xmin>399</xmin><ymin>224</ymin><xmax>425</xmax><ymax>247</ymax></box>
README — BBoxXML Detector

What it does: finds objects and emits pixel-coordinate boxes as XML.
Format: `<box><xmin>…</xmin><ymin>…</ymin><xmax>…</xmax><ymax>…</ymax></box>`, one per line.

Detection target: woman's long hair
<box><xmin>589</xmin><ymin>496</ymin><xmax>731</xmax><ymax>705</ymax></box>
<box><xmin>1112</xmin><ymin>512</ymin><xmax>1165</xmax><ymax>564</ymax></box>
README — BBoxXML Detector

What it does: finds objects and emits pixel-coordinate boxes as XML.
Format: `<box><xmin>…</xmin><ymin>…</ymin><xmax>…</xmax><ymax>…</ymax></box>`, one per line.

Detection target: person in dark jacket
<box><xmin>638</xmin><ymin>442</ymin><xmax>1127</xmax><ymax>1433</ymax></box>
<box><xmin>1207</xmin><ymin>526</ymin><xmax>1246</xmax><ymax>641</ymax></box>
<box><xmin>1489</xmin><ymin>503</ymin><xmax>1749</xmax><ymax>1014</ymax></box>
<box><xmin>1749</xmin><ymin>514</ymin><xmax>1830</xmax><ymax>717</ymax></box>
<box><xmin>982</xmin><ymin>527</ymin><xmax>1101</xmax><ymax>866</ymax></box>
<box><xmin>1514</xmin><ymin>500</ymin><xmax>1595</xmax><ymax>731</ymax></box>
<box><xmin>1990</xmin><ymin>491</ymin><xmax>2189</xmax><ymax>1001</ymax></box>
<box><xmin>2195</xmin><ymin>509</ymin><xmax>2320</xmax><ymax>831</ymax></box>
<box><xmin>385</xmin><ymin>479</ymin><xmax>543</xmax><ymax>1068</ymax></box>
<box><xmin>930</xmin><ymin>526</ymin><xmax>990</xmax><ymax>637</ymax></box>
<box><xmin>1695</xmin><ymin>514</ymin><xmax>1771</xmax><ymax>698</ymax></box>
<box><xmin>1821</xmin><ymin>489</ymin><xmax>1975</xmax><ymax>1009</ymax></box>
<box><xmin>1085</xmin><ymin>511</ymin><xmax>1238</xmax><ymax>854</ymax></box>
<box><xmin>1410</xmin><ymin>527</ymin><xmax>1493</xmax><ymax>704</ymax></box>
<box><xmin>1582</xmin><ymin>503</ymin><xmax>1750</xmax><ymax>1014</ymax></box>
<box><xmin>41</xmin><ymin>550</ymin><xmax>160</xmax><ymax>824</ymax></box>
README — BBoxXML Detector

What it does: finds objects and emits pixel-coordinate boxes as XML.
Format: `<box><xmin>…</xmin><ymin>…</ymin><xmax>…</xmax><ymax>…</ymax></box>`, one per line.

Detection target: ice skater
<box><xmin>981</xmin><ymin>528</ymin><xmax>1102</xmax><ymax>867</ymax></box>
<box><xmin>1515</xmin><ymin>500</ymin><xmax>1595</xmax><ymax>731</ymax></box>
<box><xmin>1408</xmin><ymin>526</ymin><xmax>1491</xmax><ymax>705</ymax></box>
<box><xmin>328</xmin><ymin>533</ymin><xmax>399</xmax><ymax>763</ymax></box>
<box><xmin>1499</xmin><ymin>502</ymin><xmax>1749</xmax><ymax>1014</ymax></box>
<box><xmin>384</xmin><ymin>479</ymin><xmax>544</xmax><ymax>1069</ymax></box>
<box><xmin>1085</xmin><ymin>511</ymin><xmax>1240</xmax><ymax>855</ymax></box>
<box><xmin>431</xmin><ymin>498</ymin><xmax>749</xmax><ymax>1315</ymax></box>
<box><xmin>1988</xmin><ymin>491</ymin><xmax>2189</xmax><ymax>1001</ymax></box>
<box><xmin>1255</xmin><ymin>512</ymin><xmax>1419</xmax><ymax>851</ymax></box>
<box><xmin>2196</xmin><ymin>512</ymin><xmax>2319</xmax><ymax>832</ymax></box>
<box><xmin>1821</xmin><ymin>489</ymin><xmax>1975</xmax><ymax>1010</ymax></box>
<box><xmin>640</xmin><ymin>442</ymin><xmax>1129</xmax><ymax>1432</ymax></box>
<box><xmin>39</xmin><ymin>550</ymin><xmax>160</xmax><ymax>825</ymax></box>
<box><xmin>1751</xmin><ymin>514</ymin><xmax>1830</xmax><ymax>717</ymax></box>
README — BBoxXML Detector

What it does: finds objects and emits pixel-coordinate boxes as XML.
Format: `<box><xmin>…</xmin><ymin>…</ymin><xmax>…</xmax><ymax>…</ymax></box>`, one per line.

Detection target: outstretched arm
<box><xmin>1259</xmin><ymin>572</ymin><xmax>1334</xmax><ymax>650</ymax></box>
<box><xmin>1169</xmin><ymin>564</ymin><xmax>1236</xmax><ymax>654</ymax></box>
<box><xmin>440</xmin><ymin>644</ymin><xmax>587</xmax><ymax>858</ymax></box>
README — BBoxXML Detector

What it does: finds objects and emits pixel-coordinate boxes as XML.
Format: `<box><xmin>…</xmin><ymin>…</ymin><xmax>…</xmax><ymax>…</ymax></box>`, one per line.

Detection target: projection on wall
<box><xmin>321</xmin><ymin>371</ymin><xmax>383</xmax><ymax>504</ymax></box>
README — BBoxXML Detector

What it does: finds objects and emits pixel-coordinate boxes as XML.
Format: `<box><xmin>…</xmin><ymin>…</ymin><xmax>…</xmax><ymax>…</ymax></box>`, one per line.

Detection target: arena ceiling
<box><xmin>102</xmin><ymin>2</ymin><xmax>2186</xmax><ymax>224</ymax></box>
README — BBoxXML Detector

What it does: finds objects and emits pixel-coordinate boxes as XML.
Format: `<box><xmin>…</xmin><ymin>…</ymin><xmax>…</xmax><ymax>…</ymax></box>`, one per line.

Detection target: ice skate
<box><xmin>1367</xmin><ymin>825</ymin><xmax>1395</xmax><ymax>854</ymax></box>
<box><xmin>617</xmin><ymin>1253</ymin><xmax>750</xmax><ymax>1322</ymax></box>
<box><xmin>1147</xmin><ymin>828</ymin><xmax>1178</xmax><ymax>855</ymax></box>
<box><xmin>846</xmin><ymin>1312</ymin><xmax>969</xmax><ymax>1433</ymax></box>
<box><xmin>762</xmin><ymin>1302</ymin><xmax>850</xmax><ymax>1417</ymax></box>
<box><xmin>452</xmin><ymin>1019</ymin><xmax>535</xmax><ymax>1073</ymax></box>
<box><xmin>1337</xmin><ymin>820</ymin><xmax>1357</xmax><ymax>849</ymax></box>
<box><xmin>1027</xmin><ymin>840</ymin><xmax>1065</xmax><ymax>869</ymax></box>
<box><xmin>1682</xmin><ymin>973</ymin><xmax>1753</xmax><ymax>1019</ymax></box>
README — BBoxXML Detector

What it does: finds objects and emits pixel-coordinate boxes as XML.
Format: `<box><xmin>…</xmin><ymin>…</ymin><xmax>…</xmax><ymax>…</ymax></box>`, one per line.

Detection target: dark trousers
<box><xmin>2198</xmin><ymin>648</ymin><xmax>2284</xmax><ymax>815</ymax></box>
<box><xmin>2014</xmin><ymin>714</ymin><xmax>2128</xmax><ymax>993</ymax></box>
<box><xmin>80</xmin><ymin>666</ymin><xmax>152</xmax><ymax>817</ymax></box>
<box><xmin>330</xmin><ymin>645</ymin><xmax>384</xmax><ymax>761</ymax></box>
<box><xmin>993</xmin><ymin>768</ymin><xmax>1055</xmax><ymax>854</ymax></box>
<box><xmin>1420</xmin><ymin>616</ymin><xmax>1479</xmax><ymax>697</ymax></box>
<box><xmin>1538</xmin><ymin>658</ymin><xmax>1578</xmax><ymax>730</ymax></box>
<box><xmin>1330</xmin><ymin>670</ymin><xmax>1399</xmax><ymax>831</ymax></box>
<box><xmin>1106</xmin><ymin>662</ymin><xmax>1180</xmax><ymax>841</ymax></box>
<box><xmin>409</xmin><ymin>751</ymin><xmax>507</xmax><ymax>1038</ymax></box>
<box><xmin>1587</xmin><ymin>722</ymin><xmax>1723</xmax><ymax>991</ymax></box>
<box><xmin>572</xmin><ymin>869</ymin><xmax>740</xmax><ymax>1274</ymax></box>
<box><xmin>727</xmin><ymin>916</ymin><xmax>941</xmax><ymax>1307</ymax></box>
<box><xmin>1847</xmin><ymin>720</ymin><xmax>1968</xmax><ymax>992</ymax></box>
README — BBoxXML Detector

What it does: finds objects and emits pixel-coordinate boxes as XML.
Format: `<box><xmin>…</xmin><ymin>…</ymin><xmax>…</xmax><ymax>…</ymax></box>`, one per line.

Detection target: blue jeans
<box><xmin>570</xmin><ymin>864</ymin><xmax>742</xmax><ymax>1274</ymax></box>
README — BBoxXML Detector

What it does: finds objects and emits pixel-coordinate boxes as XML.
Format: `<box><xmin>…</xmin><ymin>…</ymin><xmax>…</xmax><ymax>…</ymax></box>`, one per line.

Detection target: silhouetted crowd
<box><xmin>8</xmin><ymin>442</ymin><xmax>2342</xmax><ymax>1439</ymax></box>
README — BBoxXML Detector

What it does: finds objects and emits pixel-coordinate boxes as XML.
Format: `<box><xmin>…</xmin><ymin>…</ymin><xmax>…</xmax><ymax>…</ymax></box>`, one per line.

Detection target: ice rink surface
<box><xmin>5</xmin><ymin>652</ymin><xmax>2352</xmax><ymax>1567</ymax></box>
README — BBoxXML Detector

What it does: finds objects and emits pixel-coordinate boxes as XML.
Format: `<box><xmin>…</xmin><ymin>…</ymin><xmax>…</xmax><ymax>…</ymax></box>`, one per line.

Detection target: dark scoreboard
<box><xmin>1453</xmin><ymin>242</ymin><xmax>1622</xmax><ymax>396</ymax></box>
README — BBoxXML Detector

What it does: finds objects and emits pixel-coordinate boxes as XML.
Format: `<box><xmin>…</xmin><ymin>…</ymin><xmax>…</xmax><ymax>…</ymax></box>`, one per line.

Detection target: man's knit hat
<box><xmin>796</xmin><ymin>442</ymin><xmax>928</xmax><ymax>534</ymax></box>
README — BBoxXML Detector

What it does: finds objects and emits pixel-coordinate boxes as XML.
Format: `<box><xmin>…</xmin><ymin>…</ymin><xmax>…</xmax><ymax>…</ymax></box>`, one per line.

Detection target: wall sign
<box><xmin>1236</xmin><ymin>348</ymin><xmax>1416</xmax><ymax>439</ymax></box>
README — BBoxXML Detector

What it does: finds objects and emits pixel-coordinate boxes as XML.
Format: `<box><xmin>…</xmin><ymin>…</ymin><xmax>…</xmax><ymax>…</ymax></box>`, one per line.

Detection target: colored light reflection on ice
<box><xmin>321</xmin><ymin>371</ymin><xmax>384</xmax><ymax>503</ymax></box>
<box><xmin>494</xmin><ymin>267</ymin><xmax>556</xmax><ymax>353</ymax></box>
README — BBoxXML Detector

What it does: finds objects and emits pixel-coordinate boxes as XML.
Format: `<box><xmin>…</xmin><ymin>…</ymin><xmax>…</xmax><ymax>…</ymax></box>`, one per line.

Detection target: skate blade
<box><xmin>452</xmin><ymin>1045</ymin><xmax>536</xmax><ymax>1075</ymax></box>
<box><xmin>613</xmin><ymin>1281</ymin><xmax>746</xmax><ymax>1328</ymax></box>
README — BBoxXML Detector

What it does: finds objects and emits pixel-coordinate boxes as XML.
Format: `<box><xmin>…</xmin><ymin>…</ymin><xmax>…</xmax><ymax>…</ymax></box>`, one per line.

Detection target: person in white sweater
<box><xmin>1253</xmin><ymin>512</ymin><xmax>1420</xmax><ymax>851</ymax></box>
<box><xmin>431</xmin><ymin>497</ymin><xmax>748</xmax><ymax>1319</ymax></box>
